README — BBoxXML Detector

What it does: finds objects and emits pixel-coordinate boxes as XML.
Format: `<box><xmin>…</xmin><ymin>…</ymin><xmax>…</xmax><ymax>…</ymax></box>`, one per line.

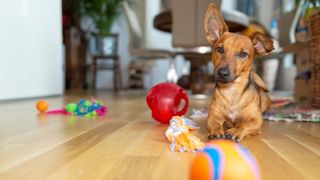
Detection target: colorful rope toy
<box><xmin>45</xmin><ymin>98</ymin><xmax>107</xmax><ymax>117</ymax></box>
<box><xmin>165</xmin><ymin>116</ymin><xmax>205</xmax><ymax>153</ymax></box>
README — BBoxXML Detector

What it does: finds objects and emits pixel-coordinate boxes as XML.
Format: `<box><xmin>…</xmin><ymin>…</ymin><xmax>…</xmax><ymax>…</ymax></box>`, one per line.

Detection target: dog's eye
<box><xmin>238</xmin><ymin>51</ymin><xmax>248</xmax><ymax>58</ymax></box>
<box><xmin>216</xmin><ymin>46</ymin><xmax>224</xmax><ymax>54</ymax></box>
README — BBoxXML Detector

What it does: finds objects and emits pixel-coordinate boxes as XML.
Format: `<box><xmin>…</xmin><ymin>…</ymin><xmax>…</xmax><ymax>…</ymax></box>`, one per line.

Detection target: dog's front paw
<box><xmin>208</xmin><ymin>134</ymin><xmax>225</xmax><ymax>140</ymax></box>
<box><xmin>208</xmin><ymin>124</ymin><xmax>225</xmax><ymax>140</ymax></box>
<box><xmin>225</xmin><ymin>128</ymin><xmax>241</xmax><ymax>143</ymax></box>
<box><xmin>225</xmin><ymin>133</ymin><xmax>240</xmax><ymax>143</ymax></box>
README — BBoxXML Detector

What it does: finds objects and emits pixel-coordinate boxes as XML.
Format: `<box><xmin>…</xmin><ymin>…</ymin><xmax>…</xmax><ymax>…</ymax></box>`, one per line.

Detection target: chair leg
<box><xmin>93</xmin><ymin>67</ymin><xmax>96</xmax><ymax>89</ymax></box>
<box><xmin>113</xmin><ymin>57</ymin><xmax>119</xmax><ymax>92</ymax></box>
<box><xmin>117</xmin><ymin>69</ymin><xmax>122</xmax><ymax>90</ymax></box>
<box><xmin>92</xmin><ymin>58</ymin><xmax>97</xmax><ymax>89</ymax></box>
<box><xmin>167</xmin><ymin>58</ymin><xmax>178</xmax><ymax>83</ymax></box>
<box><xmin>114</xmin><ymin>57</ymin><xmax>122</xmax><ymax>91</ymax></box>
<box><xmin>113</xmin><ymin>67</ymin><xmax>118</xmax><ymax>91</ymax></box>
<box><xmin>118</xmin><ymin>58</ymin><xmax>122</xmax><ymax>89</ymax></box>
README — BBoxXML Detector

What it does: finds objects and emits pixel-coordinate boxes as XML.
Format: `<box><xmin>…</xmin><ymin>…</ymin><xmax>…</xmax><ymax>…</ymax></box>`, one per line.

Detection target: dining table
<box><xmin>154</xmin><ymin>10</ymin><xmax>248</xmax><ymax>33</ymax></box>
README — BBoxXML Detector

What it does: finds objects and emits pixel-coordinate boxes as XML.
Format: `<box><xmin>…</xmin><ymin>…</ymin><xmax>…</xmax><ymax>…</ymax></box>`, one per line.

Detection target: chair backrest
<box><xmin>172</xmin><ymin>0</ymin><xmax>197</xmax><ymax>47</ymax></box>
<box><xmin>121</xmin><ymin>2</ymin><xmax>142</xmax><ymax>49</ymax></box>
<box><xmin>196</xmin><ymin>0</ymin><xmax>222</xmax><ymax>46</ymax></box>
<box><xmin>171</xmin><ymin>0</ymin><xmax>221</xmax><ymax>48</ymax></box>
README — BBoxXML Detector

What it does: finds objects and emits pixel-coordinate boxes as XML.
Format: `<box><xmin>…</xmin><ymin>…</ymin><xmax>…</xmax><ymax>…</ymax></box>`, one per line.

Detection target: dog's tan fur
<box><xmin>205</xmin><ymin>4</ymin><xmax>274</xmax><ymax>142</ymax></box>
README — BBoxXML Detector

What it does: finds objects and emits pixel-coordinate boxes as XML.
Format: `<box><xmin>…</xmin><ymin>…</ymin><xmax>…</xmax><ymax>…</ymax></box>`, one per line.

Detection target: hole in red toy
<box><xmin>178</xmin><ymin>99</ymin><xmax>186</xmax><ymax>112</ymax></box>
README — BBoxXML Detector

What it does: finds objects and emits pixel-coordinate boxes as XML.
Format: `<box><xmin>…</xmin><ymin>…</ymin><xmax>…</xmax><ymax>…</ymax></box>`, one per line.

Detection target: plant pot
<box><xmin>95</xmin><ymin>35</ymin><xmax>117</xmax><ymax>55</ymax></box>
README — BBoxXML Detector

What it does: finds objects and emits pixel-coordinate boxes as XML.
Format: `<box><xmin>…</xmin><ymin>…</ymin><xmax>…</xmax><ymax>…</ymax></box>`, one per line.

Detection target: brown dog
<box><xmin>205</xmin><ymin>4</ymin><xmax>274</xmax><ymax>142</ymax></box>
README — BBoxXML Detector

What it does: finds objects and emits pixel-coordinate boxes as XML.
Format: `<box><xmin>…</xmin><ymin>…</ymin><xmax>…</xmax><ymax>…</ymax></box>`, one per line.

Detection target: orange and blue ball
<box><xmin>190</xmin><ymin>140</ymin><xmax>261</xmax><ymax>180</ymax></box>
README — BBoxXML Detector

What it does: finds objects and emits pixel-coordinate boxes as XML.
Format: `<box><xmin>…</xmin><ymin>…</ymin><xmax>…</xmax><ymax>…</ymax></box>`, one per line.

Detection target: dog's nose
<box><xmin>217</xmin><ymin>67</ymin><xmax>230</xmax><ymax>78</ymax></box>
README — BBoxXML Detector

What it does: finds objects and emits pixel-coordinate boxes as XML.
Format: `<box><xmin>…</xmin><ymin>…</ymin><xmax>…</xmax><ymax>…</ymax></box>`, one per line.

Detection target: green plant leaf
<box><xmin>80</xmin><ymin>0</ymin><xmax>124</xmax><ymax>35</ymax></box>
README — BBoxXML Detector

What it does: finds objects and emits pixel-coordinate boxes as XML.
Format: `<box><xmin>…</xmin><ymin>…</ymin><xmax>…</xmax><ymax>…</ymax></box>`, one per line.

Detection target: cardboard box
<box><xmin>294</xmin><ymin>79</ymin><xmax>313</xmax><ymax>104</ymax></box>
<box><xmin>281</xmin><ymin>42</ymin><xmax>311</xmax><ymax>73</ymax></box>
<box><xmin>295</xmin><ymin>46</ymin><xmax>311</xmax><ymax>73</ymax></box>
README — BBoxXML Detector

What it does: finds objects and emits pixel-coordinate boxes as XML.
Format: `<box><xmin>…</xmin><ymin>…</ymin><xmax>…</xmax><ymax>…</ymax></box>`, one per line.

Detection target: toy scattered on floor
<box><xmin>190</xmin><ymin>140</ymin><xmax>261</xmax><ymax>180</ymax></box>
<box><xmin>190</xmin><ymin>108</ymin><xmax>209</xmax><ymax>120</ymax></box>
<box><xmin>165</xmin><ymin>116</ymin><xmax>204</xmax><ymax>152</ymax></box>
<box><xmin>44</xmin><ymin>98</ymin><xmax>107</xmax><ymax>117</ymax></box>
<box><xmin>146</xmin><ymin>82</ymin><xmax>189</xmax><ymax>124</ymax></box>
<box><xmin>36</xmin><ymin>100</ymin><xmax>49</xmax><ymax>113</ymax></box>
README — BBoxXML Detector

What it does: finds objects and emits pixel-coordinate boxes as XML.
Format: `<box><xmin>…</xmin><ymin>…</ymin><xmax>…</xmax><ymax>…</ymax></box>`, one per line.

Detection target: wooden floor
<box><xmin>0</xmin><ymin>90</ymin><xmax>320</xmax><ymax>180</ymax></box>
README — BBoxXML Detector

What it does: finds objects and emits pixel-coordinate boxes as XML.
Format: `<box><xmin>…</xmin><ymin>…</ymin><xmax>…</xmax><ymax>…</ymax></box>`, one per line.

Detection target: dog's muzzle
<box><xmin>216</xmin><ymin>65</ymin><xmax>235</xmax><ymax>83</ymax></box>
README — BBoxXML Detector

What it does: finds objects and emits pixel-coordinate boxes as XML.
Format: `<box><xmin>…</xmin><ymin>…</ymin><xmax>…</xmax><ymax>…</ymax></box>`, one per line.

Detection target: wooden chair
<box><xmin>91</xmin><ymin>34</ymin><xmax>122</xmax><ymax>91</ymax></box>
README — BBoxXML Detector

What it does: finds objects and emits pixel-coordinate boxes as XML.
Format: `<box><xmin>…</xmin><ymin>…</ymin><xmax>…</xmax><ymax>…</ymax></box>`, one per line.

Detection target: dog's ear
<box><xmin>204</xmin><ymin>3</ymin><xmax>228</xmax><ymax>45</ymax></box>
<box><xmin>251</xmin><ymin>32</ymin><xmax>274</xmax><ymax>55</ymax></box>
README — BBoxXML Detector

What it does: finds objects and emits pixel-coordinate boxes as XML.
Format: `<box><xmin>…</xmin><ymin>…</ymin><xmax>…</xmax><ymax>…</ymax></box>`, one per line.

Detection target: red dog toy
<box><xmin>146</xmin><ymin>82</ymin><xmax>189</xmax><ymax>124</ymax></box>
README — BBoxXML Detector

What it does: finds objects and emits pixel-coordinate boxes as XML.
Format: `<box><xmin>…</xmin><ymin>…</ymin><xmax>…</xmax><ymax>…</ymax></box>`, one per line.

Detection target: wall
<box><xmin>0</xmin><ymin>0</ymin><xmax>64</xmax><ymax>100</ymax></box>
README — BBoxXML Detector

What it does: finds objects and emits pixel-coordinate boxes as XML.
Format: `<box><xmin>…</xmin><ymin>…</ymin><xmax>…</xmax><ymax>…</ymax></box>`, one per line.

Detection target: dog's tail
<box><xmin>250</xmin><ymin>72</ymin><xmax>269</xmax><ymax>92</ymax></box>
<box><xmin>250</xmin><ymin>72</ymin><xmax>271</xmax><ymax>113</ymax></box>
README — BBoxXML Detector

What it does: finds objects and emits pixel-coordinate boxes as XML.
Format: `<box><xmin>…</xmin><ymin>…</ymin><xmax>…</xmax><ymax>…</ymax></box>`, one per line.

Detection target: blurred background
<box><xmin>0</xmin><ymin>0</ymin><xmax>319</xmax><ymax>106</ymax></box>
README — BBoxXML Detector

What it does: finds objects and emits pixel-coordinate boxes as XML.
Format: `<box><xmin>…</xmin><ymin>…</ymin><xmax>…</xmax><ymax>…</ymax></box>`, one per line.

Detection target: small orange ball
<box><xmin>36</xmin><ymin>100</ymin><xmax>49</xmax><ymax>113</ymax></box>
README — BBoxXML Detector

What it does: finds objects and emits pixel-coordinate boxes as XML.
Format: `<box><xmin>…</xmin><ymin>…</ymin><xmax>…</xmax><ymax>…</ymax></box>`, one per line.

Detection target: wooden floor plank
<box><xmin>295</xmin><ymin>123</ymin><xmax>320</xmax><ymax>138</ymax></box>
<box><xmin>41</xmin><ymin>120</ymin><xmax>155</xmax><ymax>180</ymax></box>
<box><xmin>243</xmin><ymin>138</ymin><xmax>306</xmax><ymax>180</ymax></box>
<box><xmin>0</xmin><ymin>116</ymin><xmax>111</xmax><ymax>171</ymax></box>
<box><xmin>97</xmin><ymin>157</ymin><xmax>161</xmax><ymax>180</ymax></box>
<box><xmin>263</xmin><ymin>138</ymin><xmax>320</xmax><ymax>179</ymax></box>
<box><xmin>0</xmin><ymin>121</ymin><xmax>126</xmax><ymax>179</ymax></box>
<box><xmin>286</xmin><ymin>134</ymin><xmax>320</xmax><ymax>156</ymax></box>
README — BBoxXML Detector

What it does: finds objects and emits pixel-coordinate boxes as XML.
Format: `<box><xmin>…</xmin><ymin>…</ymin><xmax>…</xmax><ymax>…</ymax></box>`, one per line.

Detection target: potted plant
<box><xmin>295</xmin><ymin>0</ymin><xmax>320</xmax><ymax>20</ymax></box>
<box><xmin>303</xmin><ymin>0</ymin><xmax>320</xmax><ymax>19</ymax></box>
<box><xmin>80</xmin><ymin>0</ymin><xmax>124</xmax><ymax>55</ymax></box>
